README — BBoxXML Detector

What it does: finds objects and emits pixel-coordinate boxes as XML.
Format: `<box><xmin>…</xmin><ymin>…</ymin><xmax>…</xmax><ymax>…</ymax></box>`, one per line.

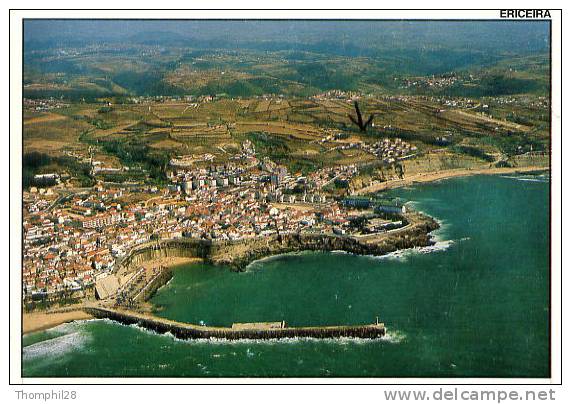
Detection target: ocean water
<box><xmin>22</xmin><ymin>174</ymin><xmax>550</xmax><ymax>378</ymax></box>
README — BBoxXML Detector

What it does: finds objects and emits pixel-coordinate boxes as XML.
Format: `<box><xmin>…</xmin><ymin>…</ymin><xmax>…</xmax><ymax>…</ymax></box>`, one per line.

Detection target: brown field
<box><xmin>91</xmin><ymin>121</ymin><xmax>139</xmax><ymax>139</ymax></box>
<box><xmin>253</xmin><ymin>100</ymin><xmax>271</xmax><ymax>113</ymax></box>
<box><xmin>24</xmin><ymin>139</ymin><xmax>82</xmax><ymax>153</ymax></box>
<box><xmin>268</xmin><ymin>100</ymin><xmax>290</xmax><ymax>111</ymax></box>
<box><xmin>24</xmin><ymin>114</ymin><xmax>92</xmax><ymax>154</ymax></box>
<box><xmin>23</xmin><ymin>96</ymin><xmax>548</xmax><ymax>179</ymax></box>
<box><xmin>165</xmin><ymin>68</ymin><xmax>253</xmax><ymax>92</ymax></box>
<box><xmin>149</xmin><ymin>139</ymin><xmax>185</xmax><ymax>150</ymax></box>
<box><xmin>24</xmin><ymin>112</ymin><xmax>68</xmax><ymax>125</ymax></box>
<box><xmin>444</xmin><ymin>109</ymin><xmax>531</xmax><ymax>132</ymax></box>
<box><xmin>235</xmin><ymin>121</ymin><xmax>324</xmax><ymax>139</ymax></box>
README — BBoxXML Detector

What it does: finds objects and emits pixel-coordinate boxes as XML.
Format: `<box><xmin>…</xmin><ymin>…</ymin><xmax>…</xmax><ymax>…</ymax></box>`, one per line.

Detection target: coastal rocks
<box><xmin>209</xmin><ymin>213</ymin><xmax>439</xmax><ymax>270</ymax></box>
<box><xmin>116</xmin><ymin>212</ymin><xmax>439</xmax><ymax>273</ymax></box>
<box><xmin>119</xmin><ymin>239</ymin><xmax>209</xmax><ymax>271</ymax></box>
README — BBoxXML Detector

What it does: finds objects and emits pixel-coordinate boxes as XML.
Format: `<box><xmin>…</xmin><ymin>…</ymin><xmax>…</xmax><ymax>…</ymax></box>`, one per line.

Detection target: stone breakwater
<box><xmin>118</xmin><ymin>212</ymin><xmax>439</xmax><ymax>272</ymax></box>
<box><xmin>91</xmin><ymin>212</ymin><xmax>437</xmax><ymax>339</ymax></box>
<box><xmin>133</xmin><ymin>266</ymin><xmax>174</xmax><ymax>303</ymax></box>
<box><xmin>84</xmin><ymin>307</ymin><xmax>386</xmax><ymax>340</ymax></box>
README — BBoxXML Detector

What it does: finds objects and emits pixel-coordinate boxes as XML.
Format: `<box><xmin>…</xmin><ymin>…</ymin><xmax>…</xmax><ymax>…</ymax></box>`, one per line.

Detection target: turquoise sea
<box><xmin>22</xmin><ymin>174</ymin><xmax>550</xmax><ymax>378</ymax></box>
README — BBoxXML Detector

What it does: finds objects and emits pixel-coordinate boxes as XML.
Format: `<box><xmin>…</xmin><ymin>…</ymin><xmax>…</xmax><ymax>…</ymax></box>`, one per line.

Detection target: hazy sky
<box><xmin>23</xmin><ymin>20</ymin><xmax>550</xmax><ymax>54</ymax></box>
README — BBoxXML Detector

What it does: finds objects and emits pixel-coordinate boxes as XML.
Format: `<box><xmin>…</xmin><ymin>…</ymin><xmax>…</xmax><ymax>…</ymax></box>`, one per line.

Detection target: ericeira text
<box><xmin>500</xmin><ymin>9</ymin><xmax>552</xmax><ymax>18</ymax></box>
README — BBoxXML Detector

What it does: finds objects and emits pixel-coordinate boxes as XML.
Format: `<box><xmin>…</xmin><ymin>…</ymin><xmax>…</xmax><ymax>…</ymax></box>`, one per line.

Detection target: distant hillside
<box><xmin>23</xmin><ymin>20</ymin><xmax>550</xmax><ymax>99</ymax></box>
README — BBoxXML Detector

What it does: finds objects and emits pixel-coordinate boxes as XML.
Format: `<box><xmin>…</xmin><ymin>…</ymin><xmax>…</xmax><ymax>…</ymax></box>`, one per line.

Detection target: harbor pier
<box><xmin>84</xmin><ymin>306</ymin><xmax>386</xmax><ymax>340</ymax></box>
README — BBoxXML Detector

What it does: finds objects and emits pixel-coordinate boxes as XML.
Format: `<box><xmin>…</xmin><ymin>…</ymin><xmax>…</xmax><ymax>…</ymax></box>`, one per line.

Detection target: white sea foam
<box><xmin>370</xmin><ymin>241</ymin><xmax>453</xmax><ymax>262</ymax></box>
<box><xmin>127</xmin><ymin>321</ymin><xmax>172</xmax><ymax>337</ymax></box>
<box><xmin>48</xmin><ymin>318</ymin><xmax>101</xmax><ymax>333</ymax></box>
<box><xmin>416</xmin><ymin>239</ymin><xmax>455</xmax><ymax>254</ymax></box>
<box><xmin>115</xmin><ymin>320</ymin><xmax>401</xmax><ymax>346</ymax></box>
<box><xmin>173</xmin><ymin>334</ymin><xmax>398</xmax><ymax>346</ymax></box>
<box><xmin>244</xmin><ymin>250</ymin><xmax>322</xmax><ymax>272</ymax></box>
<box><xmin>369</xmin><ymin>230</ymin><xmax>470</xmax><ymax>262</ymax></box>
<box><xmin>500</xmin><ymin>175</ymin><xmax>550</xmax><ymax>183</ymax></box>
<box><xmin>330</xmin><ymin>250</ymin><xmax>350</xmax><ymax>255</ymax></box>
<box><xmin>382</xmin><ymin>329</ymin><xmax>407</xmax><ymax>344</ymax></box>
<box><xmin>23</xmin><ymin>331</ymin><xmax>90</xmax><ymax>361</ymax></box>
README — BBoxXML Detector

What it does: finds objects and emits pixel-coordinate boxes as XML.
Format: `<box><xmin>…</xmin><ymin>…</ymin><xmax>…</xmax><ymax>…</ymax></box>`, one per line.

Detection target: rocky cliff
<box><xmin>118</xmin><ymin>212</ymin><xmax>439</xmax><ymax>272</ymax></box>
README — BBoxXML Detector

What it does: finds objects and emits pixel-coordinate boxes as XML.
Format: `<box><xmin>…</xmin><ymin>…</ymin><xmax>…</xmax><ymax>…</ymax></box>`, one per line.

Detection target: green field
<box><xmin>23</xmin><ymin>20</ymin><xmax>550</xmax><ymax>186</ymax></box>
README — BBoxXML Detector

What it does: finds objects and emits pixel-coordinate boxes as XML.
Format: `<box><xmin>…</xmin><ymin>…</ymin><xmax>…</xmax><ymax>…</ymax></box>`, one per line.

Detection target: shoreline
<box><xmin>23</xmin><ymin>310</ymin><xmax>94</xmax><ymax>334</ymax></box>
<box><xmin>22</xmin><ymin>169</ymin><xmax>547</xmax><ymax>335</ymax></box>
<box><xmin>139</xmin><ymin>256</ymin><xmax>203</xmax><ymax>270</ymax></box>
<box><xmin>353</xmin><ymin>165</ymin><xmax>549</xmax><ymax>194</ymax></box>
<box><xmin>23</xmin><ymin>257</ymin><xmax>203</xmax><ymax>335</ymax></box>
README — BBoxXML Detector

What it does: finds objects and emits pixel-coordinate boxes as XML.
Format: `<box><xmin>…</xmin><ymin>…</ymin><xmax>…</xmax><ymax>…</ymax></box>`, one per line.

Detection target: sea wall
<box><xmin>84</xmin><ymin>307</ymin><xmax>386</xmax><ymax>340</ymax></box>
<box><xmin>118</xmin><ymin>213</ymin><xmax>439</xmax><ymax>272</ymax></box>
<box><xmin>134</xmin><ymin>266</ymin><xmax>174</xmax><ymax>302</ymax></box>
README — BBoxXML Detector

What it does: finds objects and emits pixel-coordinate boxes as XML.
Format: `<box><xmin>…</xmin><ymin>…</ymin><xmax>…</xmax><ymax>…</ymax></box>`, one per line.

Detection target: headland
<box><xmin>24</xmin><ymin>209</ymin><xmax>437</xmax><ymax>337</ymax></box>
<box><xmin>115</xmin><ymin>211</ymin><xmax>438</xmax><ymax>273</ymax></box>
<box><xmin>25</xmin><ymin>167</ymin><xmax>548</xmax><ymax>337</ymax></box>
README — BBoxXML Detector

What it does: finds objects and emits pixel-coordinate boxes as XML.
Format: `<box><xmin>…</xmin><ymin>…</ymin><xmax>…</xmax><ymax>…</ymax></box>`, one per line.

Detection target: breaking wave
<box><xmin>115</xmin><ymin>319</ymin><xmax>400</xmax><ymax>346</ymax></box>
<box><xmin>500</xmin><ymin>174</ymin><xmax>550</xmax><ymax>183</ymax></box>
<box><xmin>23</xmin><ymin>331</ymin><xmax>90</xmax><ymax>361</ymax></box>
<box><xmin>369</xmin><ymin>239</ymin><xmax>454</xmax><ymax>262</ymax></box>
<box><xmin>244</xmin><ymin>250</ymin><xmax>317</xmax><ymax>271</ymax></box>
<box><xmin>368</xmin><ymin>209</ymin><xmax>469</xmax><ymax>262</ymax></box>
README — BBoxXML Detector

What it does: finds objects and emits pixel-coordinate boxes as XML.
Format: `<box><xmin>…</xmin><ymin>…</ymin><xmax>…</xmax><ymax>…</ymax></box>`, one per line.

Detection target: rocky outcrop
<box><xmin>211</xmin><ymin>213</ymin><xmax>438</xmax><ymax>270</ymax></box>
<box><xmin>118</xmin><ymin>239</ymin><xmax>209</xmax><ymax>270</ymax></box>
<box><xmin>117</xmin><ymin>212</ymin><xmax>439</xmax><ymax>272</ymax></box>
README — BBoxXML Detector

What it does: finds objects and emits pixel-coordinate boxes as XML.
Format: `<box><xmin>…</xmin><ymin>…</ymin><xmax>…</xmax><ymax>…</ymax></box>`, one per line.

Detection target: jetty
<box><xmin>84</xmin><ymin>306</ymin><xmax>386</xmax><ymax>340</ymax></box>
<box><xmin>85</xmin><ymin>214</ymin><xmax>435</xmax><ymax>340</ymax></box>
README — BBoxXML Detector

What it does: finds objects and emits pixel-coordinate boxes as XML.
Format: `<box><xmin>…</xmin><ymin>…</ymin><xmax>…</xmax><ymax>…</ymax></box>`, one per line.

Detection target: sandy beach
<box><xmin>23</xmin><ymin>310</ymin><xmax>93</xmax><ymax>334</ymax></box>
<box><xmin>23</xmin><ymin>258</ymin><xmax>202</xmax><ymax>334</ymax></box>
<box><xmin>354</xmin><ymin>165</ymin><xmax>549</xmax><ymax>195</ymax></box>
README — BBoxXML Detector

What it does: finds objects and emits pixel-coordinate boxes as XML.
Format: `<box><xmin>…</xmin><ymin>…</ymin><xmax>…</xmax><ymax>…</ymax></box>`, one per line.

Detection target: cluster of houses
<box><xmin>23</xmin><ymin>143</ymin><xmax>414</xmax><ymax>301</ymax></box>
<box><xmin>343</xmin><ymin>196</ymin><xmax>407</xmax><ymax>215</ymax></box>
<box><xmin>329</xmin><ymin>137</ymin><xmax>418</xmax><ymax>164</ymax></box>
<box><xmin>128</xmin><ymin>94</ymin><xmax>215</xmax><ymax>105</ymax></box>
<box><xmin>312</xmin><ymin>90</ymin><xmax>362</xmax><ymax>101</ymax></box>
<box><xmin>364</xmin><ymin>138</ymin><xmax>417</xmax><ymax>162</ymax></box>
<box><xmin>397</xmin><ymin>73</ymin><xmax>467</xmax><ymax>90</ymax></box>
<box><xmin>23</xmin><ymin>98</ymin><xmax>68</xmax><ymax>111</ymax></box>
<box><xmin>483</xmin><ymin>95</ymin><xmax>549</xmax><ymax>108</ymax></box>
<box><xmin>439</xmin><ymin>98</ymin><xmax>479</xmax><ymax>109</ymax></box>
<box><xmin>306</xmin><ymin>165</ymin><xmax>359</xmax><ymax>189</ymax></box>
<box><xmin>22</xmin><ymin>173</ymin><xmax>362</xmax><ymax>300</ymax></box>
